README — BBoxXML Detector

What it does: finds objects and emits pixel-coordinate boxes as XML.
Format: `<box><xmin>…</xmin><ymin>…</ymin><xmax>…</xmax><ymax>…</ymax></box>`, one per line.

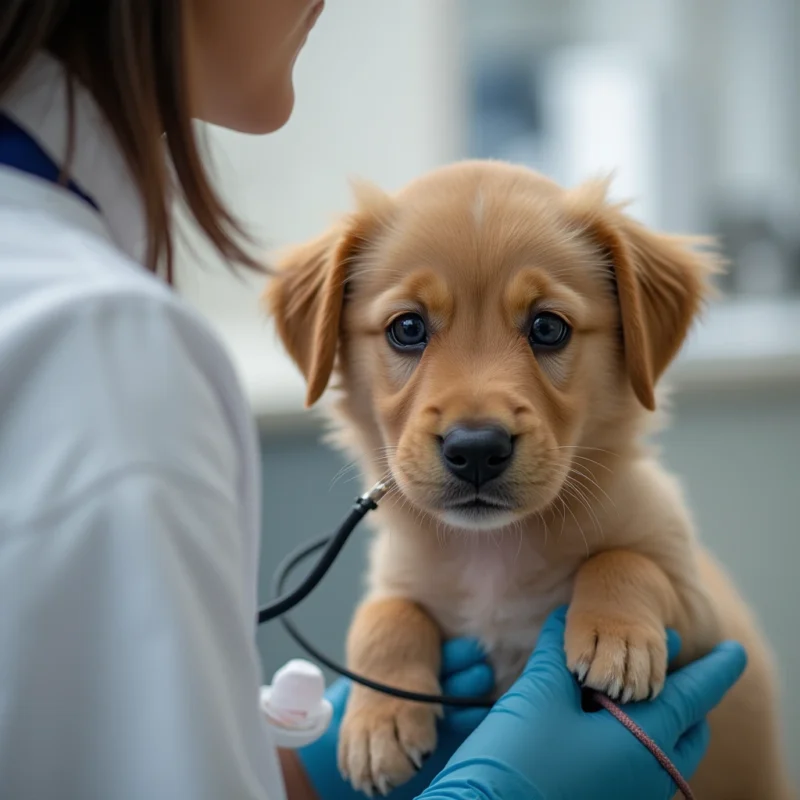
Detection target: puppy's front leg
<box><xmin>339</xmin><ymin>597</ymin><xmax>442</xmax><ymax>796</ymax></box>
<box><xmin>565</xmin><ymin>550</ymin><xmax>692</xmax><ymax>703</ymax></box>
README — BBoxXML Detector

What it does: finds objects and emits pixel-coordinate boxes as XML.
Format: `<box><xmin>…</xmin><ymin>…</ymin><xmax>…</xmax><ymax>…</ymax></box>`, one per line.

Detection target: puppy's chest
<box><xmin>426</xmin><ymin>543</ymin><xmax>574</xmax><ymax>693</ymax></box>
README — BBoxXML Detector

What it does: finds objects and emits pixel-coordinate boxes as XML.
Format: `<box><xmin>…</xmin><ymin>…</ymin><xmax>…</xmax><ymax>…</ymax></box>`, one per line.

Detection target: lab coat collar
<box><xmin>0</xmin><ymin>51</ymin><xmax>148</xmax><ymax>265</ymax></box>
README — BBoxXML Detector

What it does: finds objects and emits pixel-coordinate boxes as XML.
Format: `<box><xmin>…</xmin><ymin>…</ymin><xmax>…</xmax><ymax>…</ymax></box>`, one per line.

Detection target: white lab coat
<box><xmin>0</xmin><ymin>53</ymin><xmax>286</xmax><ymax>799</ymax></box>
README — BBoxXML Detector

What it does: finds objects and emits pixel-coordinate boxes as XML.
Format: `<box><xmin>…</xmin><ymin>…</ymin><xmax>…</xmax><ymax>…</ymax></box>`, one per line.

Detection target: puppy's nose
<box><xmin>441</xmin><ymin>426</ymin><xmax>514</xmax><ymax>485</ymax></box>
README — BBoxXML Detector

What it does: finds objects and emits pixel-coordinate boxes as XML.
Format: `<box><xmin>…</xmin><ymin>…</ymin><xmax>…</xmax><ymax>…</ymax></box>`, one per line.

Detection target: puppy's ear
<box><xmin>264</xmin><ymin>183</ymin><xmax>391</xmax><ymax>407</ymax></box>
<box><xmin>567</xmin><ymin>179</ymin><xmax>723</xmax><ymax>410</ymax></box>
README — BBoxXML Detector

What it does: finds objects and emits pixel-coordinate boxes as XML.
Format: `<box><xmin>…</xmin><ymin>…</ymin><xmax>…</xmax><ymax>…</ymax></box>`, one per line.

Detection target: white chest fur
<box><xmin>372</xmin><ymin>532</ymin><xmax>577</xmax><ymax>694</ymax></box>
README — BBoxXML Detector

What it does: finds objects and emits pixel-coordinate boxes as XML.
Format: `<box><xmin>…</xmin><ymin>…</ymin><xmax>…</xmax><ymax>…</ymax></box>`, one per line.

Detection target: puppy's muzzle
<box><xmin>440</xmin><ymin>425</ymin><xmax>514</xmax><ymax>487</ymax></box>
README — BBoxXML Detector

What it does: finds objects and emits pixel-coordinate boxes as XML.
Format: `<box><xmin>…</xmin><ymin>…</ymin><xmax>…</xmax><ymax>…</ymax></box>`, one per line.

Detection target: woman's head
<box><xmin>0</xmin><ymin>0</ymin><xmax>324</xmax><ymax>277</ymax></box>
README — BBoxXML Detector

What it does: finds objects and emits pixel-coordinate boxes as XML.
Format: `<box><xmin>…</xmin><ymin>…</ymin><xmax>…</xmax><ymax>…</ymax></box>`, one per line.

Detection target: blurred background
<box><xmin>175</xmin><ymin>0</ymin><xmax>799</xmax><ymax>776</ymax></box>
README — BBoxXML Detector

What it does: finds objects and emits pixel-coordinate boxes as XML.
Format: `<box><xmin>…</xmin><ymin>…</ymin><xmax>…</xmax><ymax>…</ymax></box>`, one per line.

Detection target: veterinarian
<box><xmin>0</xmin><ymin>3</ymin><xmax>747</xmax><ymax>799</ymax></box>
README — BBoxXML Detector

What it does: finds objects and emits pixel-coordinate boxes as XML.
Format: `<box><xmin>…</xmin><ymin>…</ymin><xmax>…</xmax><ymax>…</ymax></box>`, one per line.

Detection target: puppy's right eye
<box><xmin>529</xmin><ymin>312</ymin><xmax>571</xmax><ymax>350</ymax></box>
<box><xmin>387</xmin><ymin>313</ymin><xmax>428</xmax><ymax>351</ymax></box>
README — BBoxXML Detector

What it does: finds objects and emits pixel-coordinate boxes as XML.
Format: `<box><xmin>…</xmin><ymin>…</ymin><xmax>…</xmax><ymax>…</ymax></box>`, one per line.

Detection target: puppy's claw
<box><xmin>621</xmin><ymin>686</ymin><xmax>635</xmax><ymax>705</ymax></box>
<box><xmin>649</xmin><ymin>680</ymin><xmax>665</xmax><ymax>700</ymax></box>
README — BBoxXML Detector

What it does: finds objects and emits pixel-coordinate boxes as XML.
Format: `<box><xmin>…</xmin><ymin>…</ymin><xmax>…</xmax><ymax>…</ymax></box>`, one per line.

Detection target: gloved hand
<box><xmin>298</xmin><ymin>637</ymin><xmax>494</xmax><ymax>800</ymax></box>
<box><xmin>418</xmin><ymin>607</ymin><xmax>747</xmax><ymax>800</ymax></box>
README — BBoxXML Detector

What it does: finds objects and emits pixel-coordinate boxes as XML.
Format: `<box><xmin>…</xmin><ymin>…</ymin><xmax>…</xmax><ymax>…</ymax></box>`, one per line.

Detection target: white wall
<box><xmin>175</xmin><ymin>0</ymin><xmax>463</xmax><ymax>416</ymax></box>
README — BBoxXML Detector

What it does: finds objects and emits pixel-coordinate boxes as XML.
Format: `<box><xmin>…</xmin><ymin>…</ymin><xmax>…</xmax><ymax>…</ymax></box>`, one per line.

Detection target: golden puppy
<box><xmin>265</xmin><ymin>161</ymin><xmax>795</xmax><ymax>799</ymax></box>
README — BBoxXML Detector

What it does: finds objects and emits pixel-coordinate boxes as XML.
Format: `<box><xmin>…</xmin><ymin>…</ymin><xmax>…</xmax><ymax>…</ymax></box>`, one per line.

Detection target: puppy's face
<box><xmin>336</xmin><ymin>185</ymin><xmax>620</xmax><ymax>531</ymax></box>
<box><xmin>267</xmin><ymin>162</ymin><xmax>719</xmax><ymax>532</ymax></box>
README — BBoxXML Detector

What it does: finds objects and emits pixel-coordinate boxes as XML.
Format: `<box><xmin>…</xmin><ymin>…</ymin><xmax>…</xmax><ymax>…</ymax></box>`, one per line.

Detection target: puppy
<box><xmin>265</xmin><ymin>161</ymin><xmax>795</xmax><ymax>799</ymax></box>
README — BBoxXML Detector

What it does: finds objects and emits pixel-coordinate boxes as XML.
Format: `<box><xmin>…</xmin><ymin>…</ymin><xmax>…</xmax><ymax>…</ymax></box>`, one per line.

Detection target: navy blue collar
<box><xmin>0</xmin><ymin>112</ymin><xmax>99</xmax><ymax>211</ymax></box>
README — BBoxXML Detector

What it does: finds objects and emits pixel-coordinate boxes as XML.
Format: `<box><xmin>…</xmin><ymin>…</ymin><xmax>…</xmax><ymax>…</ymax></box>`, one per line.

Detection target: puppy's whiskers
<box><xmin>554</xmin><ymin>445</ymin><xmax>619</xmax><ymax>460</ymax></box>
<box><xmin>533</xmin><ymin>510</ymin><xmax>552</xmax><ymax>549</ymax></box>
<box><xmin>561</xmin><ymin>477</ymin><xmax>604</xmax><ymax>545</ymax></box>
<box><xmin>568</xmin><ymin>453</ymin><xmax>614</xmax><ymax>473</ymax></box>
<box><xmin>328</xmin><ymin>460</ymin><xmax>361</xmax><ymax>490</ymax></box>
<box><xmin>555</xmin><ymin>459</ymin><xmax>616</xmax><ymax>513</ymax></box>
<box><xmin>569</xmin><ymin>467</ymin><xmax>615</xmax><ymax>514</ymax></box>
<box><xmin>559</xmin><ymin>486</ymin><xmax>591</xmax><ymax>557</ymax></box>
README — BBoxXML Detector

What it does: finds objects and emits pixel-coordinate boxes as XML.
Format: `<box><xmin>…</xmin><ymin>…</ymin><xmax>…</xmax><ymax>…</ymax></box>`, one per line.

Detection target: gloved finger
<box><xmin>636</xmin><ymin>641</ymin><xmax>746</xmax><ymax>741</ymax></box>
<box><xmin>441</xmin><ymin>637</ymin><xmax>487</xmax><ymax>678</ymax></box>
<box><xmin>525</xmin><ymin>605</ymin><xmax>569</xmax><ymax>664</ymax></box>
<box><xmin>674</xmin><ymin>720</ymin><xmax>711</xmax><ymax>778</ymax></box>
<box><xmin>441</xmin><ymin>662</ymin><xmax>495</xmax><ymax>699</ymax></box>
<box><xmin>323</xmin><ymin>677</ymin><xmax>351</xmax><ymax>721</ymax></box>
<box><xmin>661</xmin><ymin>641</ymin><xmax>746</xmax><ymax>735</ymax></box>
<box><xmin>516</xmin><ymin>605</ymin><xmax>582</xmax><ymax>705</ymax></box>
<box><xmin>666</xmin><ymin>629</ymin><xmax>682</xmax><ymax>665</ymax></box>
<box><xmin>441</xmin><ymin>705</ymin><xmax>491</xmax><ymax>734</ymax></box>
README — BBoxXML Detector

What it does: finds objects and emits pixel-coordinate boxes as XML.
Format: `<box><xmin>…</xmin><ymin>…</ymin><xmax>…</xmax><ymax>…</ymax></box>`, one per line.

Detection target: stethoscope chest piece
<box><xmin>260</xmin><ymin>659</ymin><xmax>333</xmax><ymax>749</ymax></box>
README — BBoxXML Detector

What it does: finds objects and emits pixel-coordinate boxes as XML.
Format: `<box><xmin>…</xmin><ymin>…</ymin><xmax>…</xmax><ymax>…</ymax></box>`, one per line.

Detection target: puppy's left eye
<box><xmin>529</xmin><ymin>312</ymin><xmax>571</xmax><ymax>350</ymax></box>
<box><xmin>387</xmin><ymin>313</ymin><xmax>428</xmax><ymax>351</ymax></box>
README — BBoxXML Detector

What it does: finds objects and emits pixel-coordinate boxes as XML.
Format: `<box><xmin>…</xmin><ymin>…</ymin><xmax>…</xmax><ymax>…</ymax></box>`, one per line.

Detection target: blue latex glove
<box><xmin>419</xmin><ymin>607</ymin><xmax>747</xmax><ymax>800</ymax></box>
<box><xmin>298</xmin><ymin>638</ymin><xmax>494</xmax><ymax>800</ymax></box>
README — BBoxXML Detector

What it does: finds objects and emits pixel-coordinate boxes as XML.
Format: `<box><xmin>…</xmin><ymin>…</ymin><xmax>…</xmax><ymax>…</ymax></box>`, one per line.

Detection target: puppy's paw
<box><xmin>565</xmin><ymin>611</ymin><xmax>667</xmax><ymax>703</ymax></box>
<box><xmin>338</xmin><ymin>694</ymin><xmax>440</xmax><ymax>796</ymax></box>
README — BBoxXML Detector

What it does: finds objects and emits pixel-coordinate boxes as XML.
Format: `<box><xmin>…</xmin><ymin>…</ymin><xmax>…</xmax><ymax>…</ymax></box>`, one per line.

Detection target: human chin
<box><xmin>234</xmin><ymin>75</ymin><xmax>296</xmax><ymax>134</ymax></box>
<box><xmin>258</xmin><ymin>81</ymin><xmax>296</xmax><ymax>133</ymax></box>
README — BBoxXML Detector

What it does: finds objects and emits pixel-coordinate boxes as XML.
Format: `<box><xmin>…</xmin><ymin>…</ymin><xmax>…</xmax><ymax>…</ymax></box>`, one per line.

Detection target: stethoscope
<box><xmin>0</xmin><ymin>111</ymin><xmax>694</xmax><ymax>796</ymax></box>
<box><xmin>257</xmin><ymin>480</ymin><xmax>490</xmax><ymax>709</ymax></box>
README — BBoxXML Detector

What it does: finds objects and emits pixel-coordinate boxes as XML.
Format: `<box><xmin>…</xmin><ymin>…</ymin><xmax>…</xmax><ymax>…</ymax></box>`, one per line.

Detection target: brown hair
<box><xmin>0</xmin><ymin>0</ymin><xmax>262</xmax><ymax>282</ymax></box>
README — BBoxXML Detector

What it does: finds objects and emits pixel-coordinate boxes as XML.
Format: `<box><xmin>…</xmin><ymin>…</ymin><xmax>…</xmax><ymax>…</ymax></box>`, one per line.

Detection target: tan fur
<box><xmin>264</xmin><ymin>160</ymin><xmax>795</xmax><ymax>799</ymax></box>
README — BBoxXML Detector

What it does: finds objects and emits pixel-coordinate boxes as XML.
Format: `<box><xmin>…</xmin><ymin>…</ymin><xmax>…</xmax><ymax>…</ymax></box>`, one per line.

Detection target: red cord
<box><xmin>592</xmin><ymin>691</ymin><xmax>695</xmax><ymax>800</ymax></box>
